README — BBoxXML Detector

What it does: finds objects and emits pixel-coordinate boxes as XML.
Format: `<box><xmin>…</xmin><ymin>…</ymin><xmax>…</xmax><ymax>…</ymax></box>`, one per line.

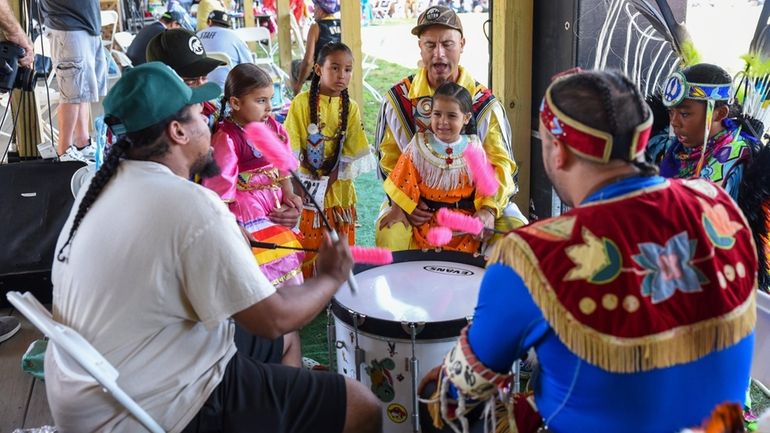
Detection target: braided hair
<box><xmin>549</xmin><ymin>70</ymin><xmax>658</xmax><ymax>176</ymax></box>
<box><xmin>307</xmin><ymin>42</ymin><xmax>352</xmax><ymax>175</ymax></box>
<box><xmin>56</xmin><ymin>107</ymin><xmax>193</xmax><ymax>262</ymax></box>
<box><xmin>433</xmin><ymin>81</ymin><xmax>477</xmax><ymax>135</ymax></box>
<box><xmin>218</xmin><ymin>63</ymin><xmax>274</xmax><ymax>128</ymax></box>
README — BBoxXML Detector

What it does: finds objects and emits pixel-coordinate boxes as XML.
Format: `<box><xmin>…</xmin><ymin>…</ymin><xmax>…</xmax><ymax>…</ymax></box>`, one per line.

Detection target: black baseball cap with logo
<box><xmin>411</xmin><ymin>5</ymin><xmax>463</xmax><ymax>37</ymax></box>
<box><xmin>146</xmin><ymin>28</ymin><xmax>225</xmax><ymax>78</ymax></box>
<box><xmin>207</xmin><ymin>10</ymin><xmax>231</xmax><ymax>28</ymax></box>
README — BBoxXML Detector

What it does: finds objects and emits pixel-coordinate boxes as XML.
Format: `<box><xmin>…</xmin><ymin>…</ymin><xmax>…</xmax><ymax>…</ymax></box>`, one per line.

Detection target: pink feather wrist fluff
<box><xmin>427</xmin><ymin>226</ymin><xmax>453</xmax><ymax>247</ymax></box>
<box><xmin>243</xmin><ymin>122</ymin><xmax>299</xmax><ymax>172</ymax></box>
<box><xmin>462</xmin><ymin>145</ymin><xmax>499</xmax><ymax>197</ymax></box>
<box><xmin>350</xmin><ymin>246</ymin><xmax>393</xmax><ymax>265</ymax></box>
<box><xmin>436</xmin><ymin>208</ymin><xmax>484</xmax><ymax>235</ymax></box>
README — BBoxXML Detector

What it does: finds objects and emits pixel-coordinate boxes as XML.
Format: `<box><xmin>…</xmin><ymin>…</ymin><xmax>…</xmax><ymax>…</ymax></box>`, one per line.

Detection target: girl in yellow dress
<box><xmin>284</xmin><ymin>42</ymin><xmax>374</xmax><ymax>276</ymax></box>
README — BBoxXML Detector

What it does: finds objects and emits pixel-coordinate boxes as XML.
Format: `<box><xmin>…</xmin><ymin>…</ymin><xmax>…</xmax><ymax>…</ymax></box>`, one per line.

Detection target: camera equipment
<box><xmin>0</xmin><ymin>41</ymin><xmax>36</xmax><ymax>93</ymax></box>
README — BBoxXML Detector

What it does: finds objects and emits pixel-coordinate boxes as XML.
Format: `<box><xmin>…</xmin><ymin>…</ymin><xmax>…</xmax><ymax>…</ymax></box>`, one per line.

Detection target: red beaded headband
<box><xmin>539</xmin><ymin>80</ymin><xmax>653</xmax><ymax>163</ymax></box>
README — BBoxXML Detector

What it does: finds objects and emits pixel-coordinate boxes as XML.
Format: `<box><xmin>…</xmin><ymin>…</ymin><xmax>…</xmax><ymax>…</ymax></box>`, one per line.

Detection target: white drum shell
<box><xmin>331</xmin><ymin>253</ymin><xmax>485</xmax><ymax>432</ymax></box>
<box><xmin>333</xmin><ymin>319</ymin><xmax>459</xmax><ymax>432</ymax></box>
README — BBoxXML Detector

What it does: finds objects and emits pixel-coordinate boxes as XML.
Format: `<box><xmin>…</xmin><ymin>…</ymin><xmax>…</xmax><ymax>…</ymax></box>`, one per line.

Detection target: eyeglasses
<box><xmin>182</xmin><ymin>76</ymin><xmax>207</xmax><ymax>87</ymax></box>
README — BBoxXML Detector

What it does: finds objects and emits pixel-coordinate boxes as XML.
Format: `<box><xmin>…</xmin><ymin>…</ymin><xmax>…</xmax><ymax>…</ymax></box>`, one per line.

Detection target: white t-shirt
<box><xmin>196</xmin><ymin>26</ymin><xmax>253</xmax><ymax>90</ymax></box>
<box><xmin>45</xmin><ymin>160</ymin><xmax>275</xmax><ymax>433</ymax></box>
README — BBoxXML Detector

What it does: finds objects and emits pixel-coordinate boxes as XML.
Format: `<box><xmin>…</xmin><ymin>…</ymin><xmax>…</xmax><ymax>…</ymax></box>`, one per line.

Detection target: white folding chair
<box><xmin>752</xmin><ymin>290</ymin><xmax>770</xmax><ymax>396</ymax></box>
<box><xmin>233</xmin><ymin>26</ymin><xmax>273</xmax><ymax>63</ymax></box>
<box><xmin>113</xmin><ymin>31</ymin><xmax>136</xmax><ymax>53</ymax></box>
<box><xmin>362</xmin><ymin>54</ymin><xmax>383</xmax><ymax>102</ymax></box>
<box><xmin>6</xmin><ymin>291</ymin><xmax>166</xmax><ymax>433</ymax></box>
<box><xmin>289</xmin><ymin>13</ymin><xmax>305</xmax><ymax>58</ymax></box>
<box><xmin>206</xmin><ymin>51</ymin><xmax>232</xmax><ymax>66</ymax></box>
<box><xmin>100</xmin><ymin>10</ymin><xmax>120</xmax><ymax>50</ymax></box>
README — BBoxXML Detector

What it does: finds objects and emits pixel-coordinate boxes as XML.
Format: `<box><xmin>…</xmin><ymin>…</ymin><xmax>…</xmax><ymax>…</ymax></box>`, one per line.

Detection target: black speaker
<box><xmin>528</xmin><ymin>0</ymin><xmax>686</xmax><ymax>220</ymax></box>
<box><xmin>0</xmin><ymin>160</ymin><xmax>86</xmax><ymax>305</ymax></box>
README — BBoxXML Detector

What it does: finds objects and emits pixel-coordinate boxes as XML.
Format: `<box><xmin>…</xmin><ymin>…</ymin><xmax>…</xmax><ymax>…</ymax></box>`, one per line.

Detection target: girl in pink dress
<box><xmin>204</xmin><ymin>63</ymin><xmax>305</xmax><ymax>289</ymax></box>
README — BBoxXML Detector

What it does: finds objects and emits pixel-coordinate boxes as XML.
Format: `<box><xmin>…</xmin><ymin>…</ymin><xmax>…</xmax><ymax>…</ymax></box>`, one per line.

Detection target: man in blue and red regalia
<box><xmin>421</xmin><ymin>69</ymin><xmax>758</xmax><ymax>433</ymax></box>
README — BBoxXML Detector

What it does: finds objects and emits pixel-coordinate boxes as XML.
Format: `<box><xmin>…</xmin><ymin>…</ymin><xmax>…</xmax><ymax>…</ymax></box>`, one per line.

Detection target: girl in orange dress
<box><xmin>379</xmin><ymin>82</ymin><xmax>496</xmax><ymax>253</ymax></box>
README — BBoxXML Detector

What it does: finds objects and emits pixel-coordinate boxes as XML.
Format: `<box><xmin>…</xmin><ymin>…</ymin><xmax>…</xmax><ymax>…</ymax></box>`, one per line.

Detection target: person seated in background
<box><xmin>146</xmin><ymin>28</ymin><xmax>226</xmax><ymax>126</ymax></box>
<box><xmin>196</xmin><ymin>10</ymin><xmax>253</xmax><ymax>90</ymax></box>
<box><xmin>645</xmin><ymin>63</ymin><xmax>759</xmax><ymax>200</ymax></box>
<box><xmin>167</xmin><ymin>0</ymin><xmax>197</xmax><ymax>31</ymax></box>
<box><xmin>420</xmin><ymin>69</ymin><xmax>757</xmax><ymax>433</ymax></box>
<box><xmin>375</xmin><ymin>5</ymin><xmax>525</xmax><ymax>252</ymax></box>
<box><xmin>291</xmin><ymin>0</ymin><xmax>341</xmax><ymax>96</ymax></box>
<box><xmin>126</xmin><ymin>11</ymin><xmax>182</xmax><ymax>66</ymax></box>
<box><xmin>196</xmin><ymin>0</ymin><xmax>228</xmax><ymax>31</ymax></box>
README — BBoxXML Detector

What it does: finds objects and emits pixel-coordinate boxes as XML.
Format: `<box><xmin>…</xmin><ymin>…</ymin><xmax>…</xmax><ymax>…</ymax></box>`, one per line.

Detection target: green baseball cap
<box><xmin>103</xmin><ymin>62</ymin><xmax>221</xmax><ymax>134</ymax></box>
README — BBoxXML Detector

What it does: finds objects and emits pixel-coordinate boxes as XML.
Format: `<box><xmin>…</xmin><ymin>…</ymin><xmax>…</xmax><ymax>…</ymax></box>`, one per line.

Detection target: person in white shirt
<box><xmin>45</xmin><ymin>62</ymin><xmax>381</xmax><ymax>433</ymax></box>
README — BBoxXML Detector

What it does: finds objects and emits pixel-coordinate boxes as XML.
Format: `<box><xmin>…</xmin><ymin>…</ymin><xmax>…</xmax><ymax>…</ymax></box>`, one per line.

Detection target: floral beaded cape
<box><xmin>489</xmin><ymin>178</ymin><xmax>757</xmax><ymax>373</ymax></box>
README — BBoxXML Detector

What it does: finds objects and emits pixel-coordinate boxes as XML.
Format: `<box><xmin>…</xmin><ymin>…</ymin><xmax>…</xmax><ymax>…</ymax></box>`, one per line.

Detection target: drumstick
<box><xmin>250</xmin><ymin>240</ymin><xmax>315</xmax><ymax>252</ymax></box>
<box><xmin>244</xmin><ymin>122</ymin><xmax>359</xmax><ymax>294</ymax></box>
<box><xmin>449</xmin><ymin>227</ymin><xmax>510</xmax><ymax>237</ymax></box>
<box><xmin>250</xmin><ymin>241</ymin><xmax>394</xmax><ymax>266</ymax></box>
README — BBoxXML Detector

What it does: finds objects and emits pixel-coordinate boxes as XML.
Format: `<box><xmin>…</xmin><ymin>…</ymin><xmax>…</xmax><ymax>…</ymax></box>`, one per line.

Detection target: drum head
<box><xmin>333</xmin><ymin>250</ymin><xmax>485</xmax><ymax>339</ymax></box>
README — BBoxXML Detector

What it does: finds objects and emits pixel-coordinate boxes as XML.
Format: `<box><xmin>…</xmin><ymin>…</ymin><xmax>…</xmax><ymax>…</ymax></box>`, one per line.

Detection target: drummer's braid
<box><xmin>550</xmin><ymin>71</ymin><xmax>658</xmax><ymax>175</ymax></box>
<box><xmin>614</xmin><ymin>72</ymin><xmax>659</xmax><ymax>176</ymax></box>
<box><xmin>586</xmin><ymin>73</ymin><xmax>619</xmax><ymax>134</ymax></box>
<box><xmin>56</xmin><ymin>107</ymin><xmax>193</xmax><ymax>262</ymax></box>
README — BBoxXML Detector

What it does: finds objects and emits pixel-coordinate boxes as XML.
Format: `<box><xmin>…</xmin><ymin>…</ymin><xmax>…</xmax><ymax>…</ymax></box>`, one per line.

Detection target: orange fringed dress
<box><xmin>383</xmin><ymin>132</ymin><xmax>483</xmax><ymax>253</ymax></box>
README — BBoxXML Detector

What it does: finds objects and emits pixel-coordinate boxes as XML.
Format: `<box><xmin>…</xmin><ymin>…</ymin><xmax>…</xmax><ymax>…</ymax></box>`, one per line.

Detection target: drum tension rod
<box><xmin>351</xmin><ymin>311</ymin><xmax>366</xmax><ymax>381</ymax></box>
<box><xmin>326</xmin><ymin>305</ymin><xmax>335</xmax><ymax>372</ymax></box>
<box><xmin>404</xmin><ymin>322</ymin><xmax>425</xmax><ymax>433</ymax></box>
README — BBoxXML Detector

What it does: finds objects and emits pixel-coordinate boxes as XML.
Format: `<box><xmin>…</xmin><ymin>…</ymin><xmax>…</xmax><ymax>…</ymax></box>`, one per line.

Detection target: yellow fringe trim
<box><xmin>271</xmin><ymin>268</ymin><xmax>302</xmax><ymax>287</ymax></box>
<box><xmin>488</xmin><ymin>234</ymin><xmax>757</xmax><ymax>373</ymax></box>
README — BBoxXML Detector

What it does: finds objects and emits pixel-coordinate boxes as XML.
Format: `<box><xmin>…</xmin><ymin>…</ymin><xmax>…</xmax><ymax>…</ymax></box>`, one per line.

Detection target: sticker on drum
<box><xmin>332</xmin><ymin>251</ymin><xmax>485</xmax><ymax>433</ymax></box>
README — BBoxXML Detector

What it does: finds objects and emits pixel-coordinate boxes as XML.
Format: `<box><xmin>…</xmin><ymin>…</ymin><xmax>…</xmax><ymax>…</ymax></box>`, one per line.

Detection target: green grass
<box><xmin>299</xmin><ymin>58</ymin><xmax>412</xmax><ymax>365</ymax></box>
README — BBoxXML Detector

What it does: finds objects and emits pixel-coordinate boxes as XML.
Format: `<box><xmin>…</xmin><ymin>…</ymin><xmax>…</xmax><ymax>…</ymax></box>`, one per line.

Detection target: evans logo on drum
<box><xmin>423</xmin><ymin>265</ymin><xmax>475</xmax><ymax>276</ymax></box>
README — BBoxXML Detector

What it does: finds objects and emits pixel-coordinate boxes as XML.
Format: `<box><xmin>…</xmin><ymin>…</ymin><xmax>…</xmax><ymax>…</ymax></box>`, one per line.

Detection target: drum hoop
<box><xmin>333</xmin><ymin>250</ymin><xmax>486</xmax><ymax>340</ymax></box>
<box><xmin>352</xmin><ymin>249</ymin><xmax>486</xmax><ymax>274</ymax></box>
<box><xmin>334</xmin><ymin>316</ymin><xmax>465</xmax><ymax>345</ymax></box>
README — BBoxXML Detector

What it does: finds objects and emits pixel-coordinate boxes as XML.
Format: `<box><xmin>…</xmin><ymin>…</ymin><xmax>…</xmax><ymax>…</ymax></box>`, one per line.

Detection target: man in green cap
<box><xmin>44</xmin><ymin>62</ymin><xmax>381</xmax><ymax>433</ymax></box>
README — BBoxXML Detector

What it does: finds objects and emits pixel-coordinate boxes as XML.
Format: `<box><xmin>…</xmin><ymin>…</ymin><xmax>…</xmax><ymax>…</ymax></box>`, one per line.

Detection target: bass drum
<box><xmin>332</xmin><ymin>250</ymin><xmax>485</xmax><ymax>432</ymax></box>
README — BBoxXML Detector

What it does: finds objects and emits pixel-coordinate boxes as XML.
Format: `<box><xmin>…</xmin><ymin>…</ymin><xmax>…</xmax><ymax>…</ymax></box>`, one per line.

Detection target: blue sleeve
<box><xmin>466</xmin><ymin>263</ymin><xmax>550</xmax><ymax>373</ymax></box>
<box><xmin>236</xmin><ymin>39</ymin><xmax>253</xmax><ymax>64</ymax></box>
<box><xmin>645</xmin><ymin>129</ymin><xmax>671</xmax><ymax>165</ymax></box>
<box><xmin>722</xmin><ymin>163</ymin><xmax>743</xmax><ymax>201</ymax></box>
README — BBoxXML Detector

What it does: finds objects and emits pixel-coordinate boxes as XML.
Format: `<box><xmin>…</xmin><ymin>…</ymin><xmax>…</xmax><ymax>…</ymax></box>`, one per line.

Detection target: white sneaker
<box><xmin>59</xmin><ymin>146</ymin><xmax>91</xmax><ymax>164</ymax></box>
<box><xmin>75</xmin><ymin>143</ymin><xmax>97</xmax><ymax>161</ymax></box>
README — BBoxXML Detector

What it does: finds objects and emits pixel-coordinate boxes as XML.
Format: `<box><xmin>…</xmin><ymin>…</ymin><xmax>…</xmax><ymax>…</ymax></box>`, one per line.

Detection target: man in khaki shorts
<box><xmin>40</xmin><ymin>0</ymin><xmax>107</xmax><ymax>162</ymax></box>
